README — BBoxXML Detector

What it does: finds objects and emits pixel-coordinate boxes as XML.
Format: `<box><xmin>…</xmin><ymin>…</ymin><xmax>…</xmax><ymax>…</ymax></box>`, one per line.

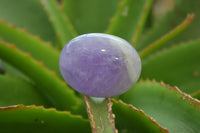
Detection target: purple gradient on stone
<box><xmin>59</xmin><ymin>33</ymin><xmax>141</xmax><ymax>97</ymax></box>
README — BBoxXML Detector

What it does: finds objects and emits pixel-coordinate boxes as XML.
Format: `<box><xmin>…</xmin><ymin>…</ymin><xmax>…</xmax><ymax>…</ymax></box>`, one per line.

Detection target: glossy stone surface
<box><xmin>59</xmin><ymin>33</ymin><xmax>141</xmax><ymax>97</ymax></box>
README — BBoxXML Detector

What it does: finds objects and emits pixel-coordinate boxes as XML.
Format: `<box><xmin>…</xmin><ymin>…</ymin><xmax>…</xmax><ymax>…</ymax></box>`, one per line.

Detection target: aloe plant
<box><xmin>0</xmin><ymin>0</ymin><xmax>200</xmax><ymax>132</ymax></box>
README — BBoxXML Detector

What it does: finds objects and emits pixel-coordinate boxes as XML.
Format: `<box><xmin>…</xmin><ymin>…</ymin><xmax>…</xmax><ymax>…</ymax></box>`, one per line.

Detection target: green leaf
<box><xmin>0</xmin><ymin>60</ymin><xmax>4</xmax><ymax>74</ymax></box>
<box><xmin>139</xmin><ymin>14</ymin><xmax>194</xmax><ymax>59</ymax></box>
<box><xmin>2</xmin><ymin>62</ymin><xmax>29</xmax><ymax>80</ymax></box>
<box><xmin>0</xmin><ymin>105</ymin><xmax>91</xmax><ymax>133</ymax></box>
<box><xmin>120</xmin><ymin>80</ymin><xmax>200</xmax><ymax>133</ymax></box>
<box><xmin>106</xmin><ymin>0</ymin><xmax>153</xmax><ymax>43</ymax></box>
<box><xmin>0</xmin><ymin>75</ymin><xmax>51</xmax><ymax>107</ymax></box>
<box><xmin>62</xmin><ymin>0</ymin><xmax>121</xmax><ymax>34</ymax></box>
<box><xmin>191</xmin><ymin>91</ymin><xmax>200</xmax><ymax>100</ymax></box>
<box><xmin>0</xmin><ymin>0</ymin><xmax>56</xmax><ymax>44</ymax></box>
<box><xmin>40</xmin><ymin>0</ymin><xmax>77</xmax><ymax>48</ymax></box>
<box><xmin>0</xmin><ymin>21</ymin><xmax>62</xmax><ymax>78</ymax></box>
<box><xmin>84</xmin><ymin>96</ymin><xmax>117</xmax><ymax>133</ymax></box>
<box><xmin>137</xmin><ymin>0</ymin><xmax>200</xmax><ymax>51</ymax></box>
<box><xmin>0</xmin><ymin>41</ymin><xmax>80</xmax><ymax>111</ymax></box>
<box><xmin>112</xmin><ymin>100</ymin><xmax>168</xmax><ymax>133</ymax></box>
<box><xmin>141</xmin><ymin>40</ymin><xmax>200</xmax><ymax>93</ymax></box>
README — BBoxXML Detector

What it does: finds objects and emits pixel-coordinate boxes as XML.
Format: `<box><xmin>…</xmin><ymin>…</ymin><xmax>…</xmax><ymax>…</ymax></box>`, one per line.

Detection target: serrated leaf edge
<box><xmin>0</xmin><ymin>40</ymin><xmax>81</xmax><ymax>111</ymax></box>
<box><xmin>132</xmin><ymin>0</ymin><xmax>153</xmax><ymax>46</ymax></box>
<box><xmin>142</xmin><ymin>39</ymin><xmax>200</xmax><ymax>61</ymax></box>
<box><xmin>40</xmin><ymin>0</ymin><xmax>77</xmax><ymax>48</ymax></box>
<box><xmin>84</xmin><ymin>96</ymin><xmax>118</xmax><ymax>133</ymax></box>
<box><xmin>0</xmin><ymin>20</ymin><xmax>55</xmax><ymax>49</ymax></box>
<box><xmin>140</xmin><ymin>78</ymin><xmax>200</xmax><ymax>109</ymax></box>
<box><xmin>139</xmin><ymin>14</ymin><xmax>195</xmax><ymax>59</ymax></box>
<box><xmin>0</xmin><ymin>104</ymin><xmax>87</xmax><ymax>120</ymax></box>
<box><xmin>112</xmin><ymin>99</ymin><xmax>169</xmax><ymax>133</ymax></box>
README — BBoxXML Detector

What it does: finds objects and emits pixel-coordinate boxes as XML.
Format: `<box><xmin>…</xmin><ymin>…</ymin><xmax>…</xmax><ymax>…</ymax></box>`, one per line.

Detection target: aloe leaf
<box><xmin>137</xmin><ymin>0</ymin><xmax>200</xmax><ymax>51</ymax></box>
<box><xmin>139</xmin><ymin>14</ymin><xmax>194</xmax><ymax>59</ymax></box>
<box><xmin>112</xmin><ymin>100</ymin><xmax>168</xmax><ymax>133</ymax></box>
<box><xmin>0</xmin><ymin>60</ymin><xmax>5</xmax><ymax>74</ymax></box>
<box><xmin>191</xmin><ymin>91</ymin><xmax>200</xmax><ymax>100</ymax></box>
<box><xmin>106</xmin><ymin>0</ymin><xmax>153</xmax><ymax>43</ymax></box>
<box><xmin>0</xmin><ymin>41</ymin><xmax>80</xmax><ymax>111</ymax></box>
<box><xmin>0</xmin><ymin>0</ymin><xmax>56</xmax><ymax>43</ymax></box>
<box><xmin>40</xmin><ymin>0</ymin><xmax>77</xmax><ymax>48</ymax></box>
<box><xmin>141</xmin><ymin>40</ymin><xmax>200</xmax><ymax>93</ymax></box>
<box><xmin>0</xmin><ymin>20</ymin><xmax>62</xmax><ymax>78</ymax></box>
<box><xmin>2</xmin><ymin>62</ymin><xmax>29</xmax><ymax>80</ymax></box>
<box><xmin>63</xmin><ymin>0</ymin><xmax>120</xmax><ymax>34</ymax></box>
<box><xmin>0</xmin><ymin>105</ymin><xmax>91</xmax><ymax>133</ymax></box>
<box><xmin>120</xmin><ymin>80</ymin><xmax>200</xmax><ymax>133</ymax></box>
<box><xmin>0</xmin><ymin>75</ymin><xmax>51</xmax><ymax>107</ymax></box>
<box><xmin>84</xmin><ymin>96</ymin><xmax>117</xmax><ymax>133</ymax></box>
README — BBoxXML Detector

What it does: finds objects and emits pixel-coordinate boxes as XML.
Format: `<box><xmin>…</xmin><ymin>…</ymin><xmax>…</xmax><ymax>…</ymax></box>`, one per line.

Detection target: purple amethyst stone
<box><xmin>59</xmin><ymin>33</ymin><xmax>141</xmax><ymax>98</ymax></box>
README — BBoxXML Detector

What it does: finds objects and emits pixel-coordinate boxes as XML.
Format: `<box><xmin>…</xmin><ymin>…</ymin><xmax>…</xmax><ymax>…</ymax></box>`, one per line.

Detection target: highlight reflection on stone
<box><xmin>59</xmin><ymin>33</ymin><xmax>141</xmax><ymax>98</ymax></box>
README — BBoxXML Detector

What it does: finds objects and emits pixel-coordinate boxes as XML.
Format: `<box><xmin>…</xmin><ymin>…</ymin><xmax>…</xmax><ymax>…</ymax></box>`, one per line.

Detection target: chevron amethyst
<box><xmin>59</xmin><ymin>33</ymin><xmax>141</xmax><ymax>98</ymax></box>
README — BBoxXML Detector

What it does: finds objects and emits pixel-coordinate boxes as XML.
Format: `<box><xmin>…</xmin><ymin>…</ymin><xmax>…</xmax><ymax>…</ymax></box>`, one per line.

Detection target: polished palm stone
<box><xmin>59</xmin><ymin>33</ymin><xmax>141</xmax><ymax>98</ymax></box>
